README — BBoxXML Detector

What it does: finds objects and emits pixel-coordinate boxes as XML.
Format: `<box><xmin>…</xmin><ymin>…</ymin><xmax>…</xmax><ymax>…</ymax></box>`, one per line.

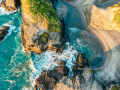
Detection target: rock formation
<box><xmin>21</xmin><ymin>0</ymin><xmax>65</xmax><ymax>53</ymax></box>
<box><xmin>82</xmin><ymin>0</ymin><xmax>120</xmax><ymax>31</ymax></box>
<box><xmin>0</xmin><ymin>26</ymin><xmax>9</xmax><ymax>42</ymax></box>
<box><xmin>0</xmin><ymin>0</ymin><xmax>20</xmax><ymax>11</ymax></box>
<box><xmin>34</xmin><ymin>61</ymin><xmax>69</xmax><ymax>90</ymax></box>
<box><xmin>33</xmin><ymin>54</ymin><xmax>98</xmax><ymax>90</ymax></box>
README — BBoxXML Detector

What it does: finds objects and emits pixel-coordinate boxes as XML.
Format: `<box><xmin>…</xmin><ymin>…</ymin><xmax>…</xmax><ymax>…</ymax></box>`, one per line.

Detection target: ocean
<box><xmin>0</xmin><ymin>1</ymin><xmax>105</xmax><ymax>90</ymax></box>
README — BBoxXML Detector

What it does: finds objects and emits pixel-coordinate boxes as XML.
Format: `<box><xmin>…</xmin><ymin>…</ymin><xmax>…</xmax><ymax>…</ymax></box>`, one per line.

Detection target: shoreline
<box><xmin>71</xmin><ymin>0</ymin><xmax>120</xmax><ymax>52</ymax></box>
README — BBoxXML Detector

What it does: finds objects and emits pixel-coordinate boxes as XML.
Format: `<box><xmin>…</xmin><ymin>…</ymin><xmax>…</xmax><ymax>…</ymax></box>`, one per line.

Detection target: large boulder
<box><xmin>0</xmin><ymin>0</ymin><xmax>21</xmax><ymax>11</ymax></box>
<box><xmin>0</xmin><ymin>26</ymin><xmax>9</xmax><ymax>42</ymax></box>
<box><xmin>21</xmin><ymin>0</ymin><xmax>65</xmax><ymax>53</ymax></box>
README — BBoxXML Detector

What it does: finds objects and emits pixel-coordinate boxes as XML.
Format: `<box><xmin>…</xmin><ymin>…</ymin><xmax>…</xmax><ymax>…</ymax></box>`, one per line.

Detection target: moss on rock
<box><xmin>41</xmin><ymin>32</ymin><xmax>49</xmax><ymax>43</ymax></box>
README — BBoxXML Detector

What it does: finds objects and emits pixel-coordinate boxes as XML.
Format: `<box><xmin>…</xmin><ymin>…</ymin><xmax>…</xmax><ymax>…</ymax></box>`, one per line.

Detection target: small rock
<box><xmin>73</xmin><ymin>54</ymin><xmax>89</xmax><ymax>76</ymax></box>
<box><xmin>0</xmin><ymin>26</ymin><xmax>9</xmax><ymax>42</ymax></box>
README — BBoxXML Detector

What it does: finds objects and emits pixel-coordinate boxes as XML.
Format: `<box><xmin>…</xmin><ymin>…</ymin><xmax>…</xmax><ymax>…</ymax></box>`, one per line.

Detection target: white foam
<box><xmin>0</xmin><ymin>6</ymin><xmax>20</xmax><ymax>16</ymax></box>
<box><xmin>32</xmin><ymin>45</ymin><xmax>78</xmax><ymax>79</ymax></box>
<box><xmin>22</xmin><ymin>87</ymin><xmax>33</xmax><ymax>90</ymax></box>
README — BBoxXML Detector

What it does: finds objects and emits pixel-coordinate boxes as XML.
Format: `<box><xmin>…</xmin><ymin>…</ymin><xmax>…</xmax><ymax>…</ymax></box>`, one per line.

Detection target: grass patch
<box><xmin>21</xmin><ymin>0</ymin><xmax>61</xmax><ymax>32</ymax></box>
<box><xmin>111</xmin><ymin>2</ymin><xmax>120</xmax><ymax>28</ymax></box>
<box><xmin>112</xmin><ymin>85</ymin><xmax>120</xmax><ymax>90</ymax></box>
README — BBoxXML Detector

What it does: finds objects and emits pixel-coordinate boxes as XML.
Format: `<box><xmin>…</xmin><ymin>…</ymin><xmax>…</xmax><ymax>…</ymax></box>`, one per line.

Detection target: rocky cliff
<box><xmin>0</xmin><ymin>0</ymin><xmax>20</xmax><ymax>11</ymax></box>
<box><xmin>21</xmin><ymin>0</ymin><xmax>65</xmax><ymax>53</ymax></box>
<box><xmin>82</xmin><ymin>0</ymin><xmax>120</xmax><ymax>31</ymax></box>
<box><xmin>34</xmin><ymin>54</ymin><xmax>94</xmax><ymax>90</ymax></box>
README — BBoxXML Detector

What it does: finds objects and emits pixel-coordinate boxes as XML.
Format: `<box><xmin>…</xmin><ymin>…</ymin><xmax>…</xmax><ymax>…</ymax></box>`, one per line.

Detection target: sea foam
<box><xmin>0</xmin><ymin>6</ymin><xmax>20</xmax><ymax>16</ymax></box>
<box><xmin>32</xmin><ymin>45</ymin><xmax>78</xmax><ymax>79</ymax></box>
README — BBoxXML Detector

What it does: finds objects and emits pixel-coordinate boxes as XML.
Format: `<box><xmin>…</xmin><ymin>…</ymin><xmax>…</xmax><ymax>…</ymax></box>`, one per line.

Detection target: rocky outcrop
<box><xmin>82</xmin><ymin>0</ymin><xmax>120</xmax><ymax>31</ymax></box>
<box><xmin>33</xmin><ymin>54</ymin><xmax>97</xmax><ymax>90</ymax></box>
<box><xmin>34</xmin><ymin>62</ymin><xmax>69</xmax><ymax>90</ymax></box>
<box><xmin>73</xmin><ymin>54</ymin><xmax>89</xmax><ymax>76</ymax></box>
<box><xmin>0</xmin><ymin>0</ymin><xmax>20</xmax><ymax>11</ymax></box>
<box><xmin>0</xmin><ymin>26</ymin><xmax>9</xmax><ymax>42</ymax></box>
<box><xmin>21</xmin><ymin>0</ymin><xmax>65</xmax><ymax>53</ymax></box>
<box><xmin>90</xmin><ymin>5</ymin><xmax>120</xmax><ymax>31</ymax></box>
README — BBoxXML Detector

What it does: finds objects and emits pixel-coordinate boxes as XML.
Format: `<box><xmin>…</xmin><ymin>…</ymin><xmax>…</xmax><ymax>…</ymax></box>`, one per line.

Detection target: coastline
<box><xmin>70</xmin><ymin>0</ymin><xmax>120</xmax><ymax>52</ymax></box>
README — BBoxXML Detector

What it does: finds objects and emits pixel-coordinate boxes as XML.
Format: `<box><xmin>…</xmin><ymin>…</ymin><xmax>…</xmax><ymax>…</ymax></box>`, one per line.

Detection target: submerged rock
<box><xmin>0</xmin><ymin>0</ymin><xmax>21</xmax><ymax>11</ymax></box>
<box><xmin>0</xmin><ymin>26</ymin><xmax>9</xmax><ymax>42</ymax></box>
<box><xmin>21</xmin><ymin>0</ymin><xmax>65</xmax><ymax>53</ymax></box>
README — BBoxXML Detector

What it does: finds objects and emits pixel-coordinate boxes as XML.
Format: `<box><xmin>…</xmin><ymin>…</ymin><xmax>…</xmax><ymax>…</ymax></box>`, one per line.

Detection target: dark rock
<box><xmin>0</xmin><ymin>0</ymin><xmax>21</xmax><ymax>11</ymax></box>
<box><xmin>34</xmin><ymin>54</ymin><xmax>91</xmax><ymax>89</ymax></box>
<box><xmin>73</xmin><ymin>54</ymin><xmax>89</xmax><ymax>76</ymax></box>
<box><xmin>0</xmin><ymin>26</ymin><xmax>9</xmax><ymax>42</ymax></box>
<box><xmin>34</xmin><ymin>61</ymin><xmax>69</xmax><ymax>90</ymax></box>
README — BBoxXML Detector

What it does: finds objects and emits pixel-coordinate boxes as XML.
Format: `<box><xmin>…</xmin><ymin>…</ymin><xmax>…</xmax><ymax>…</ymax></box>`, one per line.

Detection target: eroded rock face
<box><xmin>0</xmin><ymin>0</ymin><xmax>20</xmax><ymax>11</ymax></box>
<box><xmin>0</xmin><ymin>26</ymin><xmax>9</xmax><ymax>42</ymax></box>
<box><xmin>21</xmin><ymin>0</ymin><xmax>65</xmax><ymax>53</ymax></box>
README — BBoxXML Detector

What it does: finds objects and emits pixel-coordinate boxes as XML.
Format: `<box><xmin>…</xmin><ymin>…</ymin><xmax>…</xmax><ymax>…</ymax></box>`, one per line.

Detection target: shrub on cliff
<box><xmin>112</xmin><ymin>85</ymin><xmax>120</xmax><ymax>90</ymax></box>
<box><xmin>111</xmin><ymin>2</ymin><xmax>120</xmax><ymax>28</ymax></box>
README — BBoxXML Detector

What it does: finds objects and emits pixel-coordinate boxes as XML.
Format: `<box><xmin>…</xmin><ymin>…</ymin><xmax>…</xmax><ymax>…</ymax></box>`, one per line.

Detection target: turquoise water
<box><xmin>0</xmin><ymin>8</ymin><xmax>78</xmax><ymax>90</ymax></box>
<box><xmin>0</xmin><ymin>10</ymin><xmax>33</xmax><ymax>90</ymax></box>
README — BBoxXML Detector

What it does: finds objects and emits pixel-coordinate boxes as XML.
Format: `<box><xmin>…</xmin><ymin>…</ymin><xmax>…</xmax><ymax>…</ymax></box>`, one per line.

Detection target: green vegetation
<box><xmin>112</xmin><ymin>2</ymin><xmax>120</xmax><ymax>7</ymax></box>
<box><xmin>112</xmin><ymin>2</ymin><xmax>120</xmax><ymax>28</ymax></box>
<box><xmin>112</xmin><ymin>85</ymin><xmax>120</xmax><ymax>90</ymax></box>
<box><xmin>113</xmin><ymin>14</ymin><xmax>120</xmax><ymax>27</ymax></box>
<box><xmin>41</xmin><ymin>32</ymin><xmax>49</xmax><ymax>43</ymax></box>
<box><xmin>26</xmin><ymin>0</ymin><xmax>61</xmax><ymax>32</ymax></box>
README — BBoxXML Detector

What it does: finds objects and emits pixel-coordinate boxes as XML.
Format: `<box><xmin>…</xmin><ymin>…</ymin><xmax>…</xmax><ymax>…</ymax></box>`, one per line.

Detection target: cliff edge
<box><xmin>21</xmin><ymin>0</ymin><xmax>65</xmax><ymax>53</ymax></box>
<box><xmin>82</xmin><ymin>0</ymin><xmax>120</xmax><ymax>31</ymax></box>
